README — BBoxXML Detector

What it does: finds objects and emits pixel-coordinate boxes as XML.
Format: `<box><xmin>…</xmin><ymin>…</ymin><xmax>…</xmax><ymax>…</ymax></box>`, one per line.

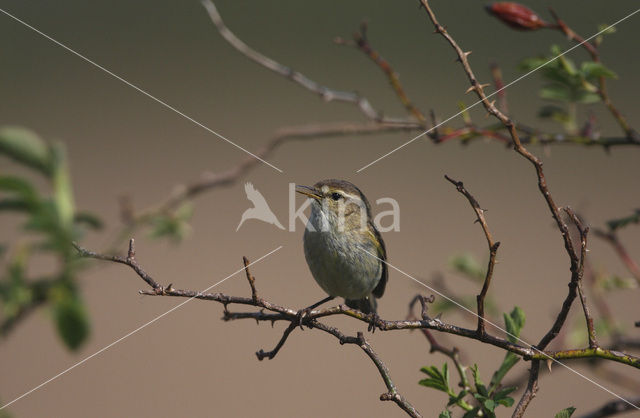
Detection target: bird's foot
<box><xmin>367</xmin><ymin>312</ymin><xmax>380</xmax><ymax>333</ymax></box>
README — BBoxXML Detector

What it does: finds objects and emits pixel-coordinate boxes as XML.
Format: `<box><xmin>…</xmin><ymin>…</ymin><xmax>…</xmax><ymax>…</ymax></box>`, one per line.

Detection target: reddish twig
<box><xmin>594</xmin><ymin>229</ymin><xmax>640</xmax><ymax>285</ymax></box>
<box><xmin>336</xmin><ymin>21</ymin><xmax>426</xmax><ymax>124</ymax></box>
<box><xmin>490</xmin><ymin>62</ymin><xmax>508</xmax><ymax>114</ymax></box>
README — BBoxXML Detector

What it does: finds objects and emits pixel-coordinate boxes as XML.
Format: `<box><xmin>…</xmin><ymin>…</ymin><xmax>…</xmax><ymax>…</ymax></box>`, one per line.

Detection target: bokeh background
<box><xmin>1</xmin><ymin>0</ymin><xmax>639</xmax><ymax>416</ymax></box>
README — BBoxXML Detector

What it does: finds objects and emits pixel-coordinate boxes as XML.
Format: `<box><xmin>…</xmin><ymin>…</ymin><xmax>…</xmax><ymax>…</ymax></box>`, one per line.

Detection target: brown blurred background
<box><xmin>1</xmin><ymin>0</ymin><xmax>639</xmax><ymax>416</ymax></box>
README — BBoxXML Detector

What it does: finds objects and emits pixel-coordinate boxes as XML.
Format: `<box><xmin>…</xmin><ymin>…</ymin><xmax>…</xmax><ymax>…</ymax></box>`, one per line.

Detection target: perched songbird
<box><xmin>236</xmin><ymin>182</ymin><xmax>285</xmax><ymax>231</ymax></box>
<box><xmin>296</xmin><ymin>179</ymin><xmax>387</xmax><ymax>323</ymax></box>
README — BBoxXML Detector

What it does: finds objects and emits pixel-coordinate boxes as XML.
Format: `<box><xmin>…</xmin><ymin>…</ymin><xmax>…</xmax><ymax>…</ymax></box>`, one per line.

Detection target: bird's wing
<box><xmin>370</xmin><ymin>222</ymin><xmax>388</xmax><ymax>299</ymax></box>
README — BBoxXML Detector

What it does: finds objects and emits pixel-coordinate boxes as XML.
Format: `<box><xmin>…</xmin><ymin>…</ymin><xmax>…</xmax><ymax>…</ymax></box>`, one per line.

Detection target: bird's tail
<box><xmin>345</xmin><ymin>295</ymin><xmax>377</xmax><ymax>315</ymax></box>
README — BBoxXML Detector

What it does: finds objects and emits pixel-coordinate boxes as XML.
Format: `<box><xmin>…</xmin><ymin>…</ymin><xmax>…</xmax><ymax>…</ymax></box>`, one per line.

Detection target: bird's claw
<box><xmin>367</xmin><ymin>312</ymin><xmax>380</xmax><ymax>333</ymax></box>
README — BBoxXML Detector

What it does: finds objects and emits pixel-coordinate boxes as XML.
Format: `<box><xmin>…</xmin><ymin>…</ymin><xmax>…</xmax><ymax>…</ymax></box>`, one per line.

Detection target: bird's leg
<box><xmin>296</xmin><ymin>295</ymin><xmax>335</xmax><ymax>330</ymax></box>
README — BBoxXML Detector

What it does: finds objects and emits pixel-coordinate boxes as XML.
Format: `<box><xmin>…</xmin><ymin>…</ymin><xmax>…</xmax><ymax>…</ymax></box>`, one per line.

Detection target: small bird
<box><xmin>296</xmin><ymin>179</ymin><xmax>387</xmax><ymax>327</ymax></box>
<box><xmin>237</xmin><ymin>182</ymin><xmax>285</xmax><ymax>231</ymax></box>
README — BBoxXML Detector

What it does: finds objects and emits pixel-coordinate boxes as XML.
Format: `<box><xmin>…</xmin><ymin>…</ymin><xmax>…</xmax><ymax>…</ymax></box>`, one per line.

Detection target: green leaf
<box><xmin>483</xmin><ymin>398</ymin><xmax>496</xmax><ymax>412</ymax></box>
<box><xmin>449</xmin><ymin>253</ymin><xmax>485</xmax><ymax>282</ymax></box>
<box><xmin>462</xmin><ymin>407</ymin><xmax>480</xmax><ymax>418</ymax></box>
<box><xmin>50</xmin><ymin>143</ymin><xmax>75</xmax><ymax>232</ymax></box>
<box><xmin>540</xmin><ymin>85</ymin><xmax>572</xmax><ymax>102</ymax></box>
<box><xmin>419</xmin><ymin>364</ymin><xmax>450</xmax><ymax>393</ymax></box>
<box><xmin>496</xmin><ymin>396</ymin><xmax>514</xmax><ymax>407</ymax></box>
<box><xmin>554</xmin><ymin>406</ymin><xmax>576</xmax><ymax>418</ymax></box>
<box><xmin>597</xmin><ymin>23</ymin><xmax>616</xmax><ymax>35</ymax></box>
<box><xmin>580</xmin><ymin>62</ymin><xmax>617</xmax><ymax>80</ymax></box>
<box><xmin>439</xmin><ymin>411</ymin><xmax>452</xmax><ymax>418</ymax></box>
<box><xmin>606</xmin><ymin>210</ymin><xmax>640</xmax><ymax>231</ymax></box>
<box><xmin>0</xmin><ymin>175</ymin><xmax>39</xmax><ymax>202</ymax></box>
<box><xmin>471</xmin><ymin>364</ymin><xmax>488</xmax><ymax>396</ymax></box>
<box><xmin>0</xmin><ymin>126</ymin><xmax>52</xmax><ymax>176</ymax></box>
<box><xmin>494</xmin><ymin>386</ymin><xmax>517</xmax><ymax>400</ymax></box>
<box><xmin>504</xmin><ymin>306</ymin><xmax>525</xmax><ymax>343</ymax></box>
<box><xmin>51</xmin><ymin>287</ymin><xmax>90</xmax><ymax>350</ymax></box>
<box><xmin>574</xmin><ymin>90</ymin><xmax>601</xmax><ymax>104</ymax></box>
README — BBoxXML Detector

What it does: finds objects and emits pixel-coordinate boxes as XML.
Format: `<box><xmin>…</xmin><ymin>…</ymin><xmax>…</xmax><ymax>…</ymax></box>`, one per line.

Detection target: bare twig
<box><xmin>511</xmin><ymin>361</ymin><xmax>540</xmax><ymax>418</ymax></box>
<box><xmin>564</xmin><ymin>207</ymin><xmax>598</xmax><ymax>348</ymax></box>
<box><xmin>336</xmin><ymin>21</ymin><xmax>426</xmax><ymax>124</ymax></box>
<box><xmin>76</xmin><ymin>241</ymin><xmax>640</xmax><ymax>370</ymax></box>
<box><xmin>443</xmin><ymin>175</ymin><xmax>500</xmax><ymax>336</ymax></box>
<box><xmin>201</xmin><ymin>0</ymin><xmax>417</xmax><ymax>125</ymax></box>
<box><xmin>73</xmin><ymin>239</ymin><xmax>160</xmax><ymax>290</ymax></box>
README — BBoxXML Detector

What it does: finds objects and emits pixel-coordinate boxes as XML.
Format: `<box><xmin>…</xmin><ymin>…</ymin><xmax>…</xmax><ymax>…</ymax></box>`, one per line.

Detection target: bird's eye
<box><xmin>330</xmin><ymin>192</ymin><xmax>342</xmax><ymax>201</ymax></box>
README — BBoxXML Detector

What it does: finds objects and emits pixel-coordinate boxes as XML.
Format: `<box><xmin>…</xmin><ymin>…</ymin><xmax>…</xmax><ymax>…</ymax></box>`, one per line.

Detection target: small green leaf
<box><xmin>439</xmin><ymin>411</ymin><xmax>452</xmax><ymax>418</ymax></box>
<box><xmin>483</xmin><ymin>398</ymin><xmax>496</xmax><ymax>412</ymax></box>
<box><xmin>0</xmin><ymin>126</ymin><xmax>52</xmax><ymax>176</ymax></box>
<box><xmin>449</xmin><ymin>253</ymin><xmax>485</xmax><ymax>282</ymax></box>
<box><xmin>462</xmin><ymin>407</ymin><xmax>480</xmax><ymax>418</ymax></box>
<box><xmin>496</xmin><ymin>396</ymin><xmax>514</xmax><ymax>407</ymax></box>
<box><xmin>419</xmin><ymin>364</ymin><xmax>450</xmax><ymax>393</ymax></box>
<box><xmin>554</xmin><ymin>406</ymin><xmax>576</xmax><ymax>418</ymax></box>
<box><xmin>574</xmin><ymin>90</ymin><xmax>602</xmax><ymax>104</ymax></box>
<box><xmin>52</xmin><ymin>288</ymin><xmax>90</xmax><ymax>351</ymax></box>
<box><xmin>504</xmin><ymin>306</ymin><xmax>525</xmax><ymax>343</ymax></box>
<box><xmin>0</xmin><ymin>176</ymin><xmax>39</xmax><ymax>201</ymax></box>
<box><xmin>580</xmin><ymin>62</ymin><xmax>617</xmax><ymax>80</ymax></box>
<box><xmin>540</xmin><ymin>85</ymin><xmax>572</xmax><ymax>102</ymax></box>
<box><xmin>50</xmin><ymin>143</ymin><xmax>75</xmax><ymax>232</ymax></box>
<box><xmin>494</xmin><ymin>386</ymin><xmax>517</xmax><ymax>400</ymax></box>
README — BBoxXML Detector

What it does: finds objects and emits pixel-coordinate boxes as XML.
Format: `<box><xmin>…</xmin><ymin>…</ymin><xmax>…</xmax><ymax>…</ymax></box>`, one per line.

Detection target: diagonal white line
<box><xmin>0</xmin><ymin>7</ymin><xmax>283</xmax><ymax>173</ymax></box>
<box><xmin>356</xmin><ymin>8</ymin><xmax>640</xmax><ymax>173</ymax></box>
<box><xmin>0</xmin><ymin>245</ymin><xmax>283</xmax><ymax>411</ymax></box>
<box><xmin>359</xmin><ymin>248</ymin><xmax>640</xmax><ymax>410</ymax></box>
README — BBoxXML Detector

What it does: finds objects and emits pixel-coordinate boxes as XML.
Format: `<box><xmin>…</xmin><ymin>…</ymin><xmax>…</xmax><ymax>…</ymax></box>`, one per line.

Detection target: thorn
<box><xmin>465</xmin><ymin>85</ymin><xmax>475</xmax><ymax>94</ymax></box>
<box><xmin>165</xmin><ymin>283</ymin><xmax>174</xmax><ymax>292</ymax></box>
<box><xmin>489</xmin><ymin>100</ymin><xmax>497</xmax><ymax>108</ymax></box>
<box><xmin>479</xmin><ymin>83</ymin><xmax>490</xmax><ymax>90</ymax></box>
<box><xmin>546</xmin><ymin>358</ymin><xmax>553</xmax><ymax>373</ymax></box>
<box><xmin>464</xmin><ymin>51</ymin><xmax>472</xmax><ymax>57</ymax></box>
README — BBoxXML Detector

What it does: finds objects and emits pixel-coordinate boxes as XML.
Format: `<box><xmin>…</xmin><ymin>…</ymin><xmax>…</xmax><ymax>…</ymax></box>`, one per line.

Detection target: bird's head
<box><xmin>296</xmin><ymin>179</ymin><xmax>371</xmax><ymax>232</ymax></box>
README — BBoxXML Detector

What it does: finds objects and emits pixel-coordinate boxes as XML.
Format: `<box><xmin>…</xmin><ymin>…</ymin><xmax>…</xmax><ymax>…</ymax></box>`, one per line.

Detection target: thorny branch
<box><xmin>443</xmin><ymin>175</ymin><xmax>500</xmax><ymax>336</ymax></box>
<box><xmin>417</xmin><ymin>0</ymin><xmax>612</xmax><ymax>415</ymax></box>
<box><xmin>74</xmin><ymin>240</ymin><xmax>640</xmax><ymax>416</ymax></box>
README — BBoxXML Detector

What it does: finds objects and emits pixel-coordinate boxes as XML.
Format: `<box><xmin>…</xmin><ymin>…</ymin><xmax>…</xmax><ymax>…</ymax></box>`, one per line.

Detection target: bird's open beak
<box><xmin>296</xmin><ymin>185</ymin><xmax>321</xmax><ymax>201</ymax></box>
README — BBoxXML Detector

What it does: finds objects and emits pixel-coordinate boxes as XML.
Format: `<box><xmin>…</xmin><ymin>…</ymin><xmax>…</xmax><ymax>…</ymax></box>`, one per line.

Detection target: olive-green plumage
<box><xmin>297</xmin><ymin>179</ymin><xmax>387</xmax><ymax>314</ymax></box>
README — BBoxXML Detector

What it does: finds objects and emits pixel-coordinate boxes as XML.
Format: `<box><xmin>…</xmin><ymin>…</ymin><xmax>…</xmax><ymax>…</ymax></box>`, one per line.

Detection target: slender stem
<box><xmin>443</xmin><ymin>175</ymin><xmax>500</xmax><ymax>336</ymax></box>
